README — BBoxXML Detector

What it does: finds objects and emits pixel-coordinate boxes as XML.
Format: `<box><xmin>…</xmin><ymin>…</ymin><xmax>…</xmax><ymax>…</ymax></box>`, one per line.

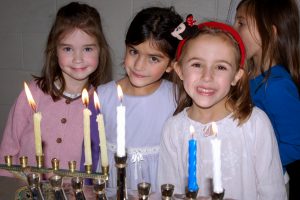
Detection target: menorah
<box><xmin>1</xmin><ymin>154</ymin><xmax>225</xmax><ymax>200</ymax></box>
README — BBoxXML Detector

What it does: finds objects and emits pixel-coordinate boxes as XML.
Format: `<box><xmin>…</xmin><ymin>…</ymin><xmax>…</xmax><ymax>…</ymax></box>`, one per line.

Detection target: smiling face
<box><xmin>175</xmin><ymin>34</ymin><xmax>243</xmax><ymax>114</ymax></box>
<box><xmin>122</xmin><ymin>39</ymin><xmax>172</xmax><ymax>95</ymax></box>
<box><xmin>57</xmin><ymin>28</ymin><xmax>100</xmax><ymax>91</ymax></box>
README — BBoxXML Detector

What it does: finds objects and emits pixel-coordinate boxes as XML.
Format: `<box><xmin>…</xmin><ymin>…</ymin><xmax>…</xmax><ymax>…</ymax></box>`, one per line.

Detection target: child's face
<box><xmin>175</xmin><ymin>34</ymin><xmax>243</xmax><ymax>111</ymax></box>
<box><xmin>124</xmin><ymin>39</ymin><xmax>172</xmax><ymax>94</ymax></box>
<box><xmin>57</xmin><ymin>28</ymin><xmax>99</xmax><ymax>88</ymax></box>
<box><xmin>234</xmin><ymin>5</ymin><xmax>262</xmax><ymax>63</ymax></box>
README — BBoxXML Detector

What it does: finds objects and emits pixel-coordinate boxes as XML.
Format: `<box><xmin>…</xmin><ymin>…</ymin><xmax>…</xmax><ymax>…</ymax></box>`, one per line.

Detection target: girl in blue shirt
<box><xmin>234</xmin><ymin>0</ymin><xmax>300</xmax><ymax>199</ymax></box>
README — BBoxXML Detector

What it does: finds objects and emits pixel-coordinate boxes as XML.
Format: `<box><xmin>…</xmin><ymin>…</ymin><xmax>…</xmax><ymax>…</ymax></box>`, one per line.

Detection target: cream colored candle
<box><xmin>116</xmin><ymin>85</ymin><xmax>126</xmax><ymax>157</ymax></box>
<box><xmin>33</xmin><ymin>112</ymin><xmax>42</xmax><ymax>156</ymax></box>
<box><xmin>82</xmin><ymin>89</ymin><xmax>92</xmax><ymax>166</ymax></box>
<box><xmin>24</xmin><ymin>82</ymin><xmax>43</xmax><ymax>156</ymax></box>
<box><xmin>94</xmin><ymin>91</ymin><xmax>108</xmax><ymax>167</ymax></box>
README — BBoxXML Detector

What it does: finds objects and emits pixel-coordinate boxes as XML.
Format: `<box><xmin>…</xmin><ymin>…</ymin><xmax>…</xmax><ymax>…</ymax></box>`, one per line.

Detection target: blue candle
<box><xmin>188</xmin><ymin>125</ymin><xmax>199</xmax><ymax>192</ymax></box>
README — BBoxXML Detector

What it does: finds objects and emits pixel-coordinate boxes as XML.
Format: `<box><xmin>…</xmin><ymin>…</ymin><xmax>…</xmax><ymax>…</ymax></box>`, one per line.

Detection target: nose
<box><xmin>201</xmin><ymin>67</ymin><xmax>213</xmax><ymax>81</ymax></box>
<box><xmin>73</xmin><ymin>50</ymin><xmax>83</xmax><ymax>64</ymax></box>
<box><xmin>133</xmin><ymin>56</ymin><xmax>145</xmax><ymax>71</ymax></box>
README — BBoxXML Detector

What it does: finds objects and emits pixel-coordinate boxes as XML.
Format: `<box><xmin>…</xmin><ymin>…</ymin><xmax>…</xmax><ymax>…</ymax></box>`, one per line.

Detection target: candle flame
<box><xmin>117</xmin><ymin>85</ymin><xmax>124</xmax><ymax>103</ymax></box>
<box><xmin>81</xmin><ymin>88</ymin><xmax>89</xmax><ymax>107</ymax></box>
<box><xmin>211</xmin><ymin>122</ymin><xmax>218</xmax><ymax>137</ymax></box>
<box><xmin>93</xmin><ymin>91</ymin><xmax>101</xmax><ymax>111</ymax></box>
<box><xmin>24</xmin><ymin>82</ymin><xmax>37</xmax><ymax>112</ymax></box>
<box><xmin>189</xmin><ymin>125</ymin><xmax>195</xmax><ymax>138</ymax></box>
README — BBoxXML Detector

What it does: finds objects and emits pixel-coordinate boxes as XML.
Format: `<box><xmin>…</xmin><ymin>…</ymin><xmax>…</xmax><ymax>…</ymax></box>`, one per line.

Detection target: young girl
<box><xmin>157</xmin><ymin>20</ymin><xmax>287</xmax><ymax>199</ymax></box>
<box><xmin>93</xmin><ymin>7</ymin><xmax>182</xmax><ymax>192</ymax></box>
<box><xmin>234</xmin><ymin>0</ymin><xmax>300</xmax><ymax>198</ymax></box>
<box><xmin>0</xmin><ymin>2</ymin><xmax>111</xmax><ymax>174</ymax></box>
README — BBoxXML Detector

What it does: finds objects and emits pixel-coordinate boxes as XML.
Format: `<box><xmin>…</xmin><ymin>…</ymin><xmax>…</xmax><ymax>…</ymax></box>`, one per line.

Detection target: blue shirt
<box><xmin>250</xmin><ymin>65</ymin><xmax>300</xmax><ymax>167</ymax></box>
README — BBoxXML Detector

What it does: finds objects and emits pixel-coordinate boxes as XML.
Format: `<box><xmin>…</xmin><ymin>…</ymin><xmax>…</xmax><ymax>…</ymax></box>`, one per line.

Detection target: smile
<box><xmin>196</xmin><ymin>87</ymin><xmax>215</xmax><ymax>96</ymax></box>
<box><xmin>131</xmin><ymin>71</ymin><xmax>146</xmax><ymax>78</ymax></box>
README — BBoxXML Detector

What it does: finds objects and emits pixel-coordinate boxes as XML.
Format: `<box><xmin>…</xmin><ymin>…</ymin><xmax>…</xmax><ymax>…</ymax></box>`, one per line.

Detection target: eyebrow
<box><xmin>58</xmin><ymin>43</ymin><xmax>97</xmax><ymax>47</ymax></box>
<box><xmin>127</xmin><ymin>45</ymin><xmax>166</xmax><ymax>58</ymax></box>
<box><xmin>187</xmin><ymin>57</ymin><xmax>234</xmax><ymax>67</ymax></box>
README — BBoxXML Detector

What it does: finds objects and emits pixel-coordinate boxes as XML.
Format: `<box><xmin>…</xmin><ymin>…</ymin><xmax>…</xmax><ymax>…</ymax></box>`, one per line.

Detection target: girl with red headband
<box><xmin>157</xmin><ymin>18</ymin><xmax>286</xmax><ymax>199</ymax></box>
<box><xmin>234</xmin><ymin>0</ymin><xmax>300</xmax><ymax>199</ymax></box>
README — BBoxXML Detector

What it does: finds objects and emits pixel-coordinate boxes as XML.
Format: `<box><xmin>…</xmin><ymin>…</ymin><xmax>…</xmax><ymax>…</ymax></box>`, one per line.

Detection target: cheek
<box><xmin>88</xmin><ymin>53</ymin><xmax>100</xmax><ymax>67</ymax></box>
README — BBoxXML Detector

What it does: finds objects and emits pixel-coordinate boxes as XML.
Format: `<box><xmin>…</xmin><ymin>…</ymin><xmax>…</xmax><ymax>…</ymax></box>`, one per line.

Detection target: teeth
<box><xmin>197</xmin><ymin>88</ymin><xmax>213</xmax><ymax>93</ymax></box>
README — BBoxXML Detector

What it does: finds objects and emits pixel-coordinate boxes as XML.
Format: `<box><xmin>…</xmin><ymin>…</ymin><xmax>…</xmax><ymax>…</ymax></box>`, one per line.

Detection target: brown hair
<box><xmin>173</xmin><ymin>26</ymin><xmax>253</xmax><ymax>125</ymax></box>
<box><xmin>237</xmin><ymin>0</ymin><xmax>300</xmax><ymax>92</ymax></box>
<box><xmin>35</xmin><ymin>2</ymin><xmax>112</xmax><ymax>100</ymax></box>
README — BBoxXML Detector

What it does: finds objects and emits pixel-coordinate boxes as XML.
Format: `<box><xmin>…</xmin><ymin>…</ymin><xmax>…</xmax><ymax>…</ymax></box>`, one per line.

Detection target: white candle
<box><xmin>82</xmin><ymin>89</ymin><xmax>92</xmax><ymax>166</ymax></box>
<box><xmin>24</xmin><ymin>82</ymin><xmax>43</xmax><ymax>156</ymax></box>
<box><xmin>211</xmin><ymin>122</ymin><xmax>223</xmax><ymax>193</ymax></box>
<box><xmin>116</xmin><ymin>85</ymin><xmax>126</xmax><ymax>157</ymax></box>
<box><xmin>94</xmin><ymin>91</ymin><xmax>108</xmax><ymax>167</ymax></box>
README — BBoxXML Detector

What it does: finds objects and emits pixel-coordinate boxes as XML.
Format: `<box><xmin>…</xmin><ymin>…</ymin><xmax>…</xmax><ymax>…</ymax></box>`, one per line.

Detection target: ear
<box><xmin>174</xmin><ymin>61</ymin><xmax>184</xmax><ymax>80</ymax></box>
<box><xmin>231</xmin><ymin>69</ymin><xmax>244</xmax><ymax>86</ymax></box>
<box><xmin>272</xmin><ymin>25</ymin><xmax>277</xmax><ymax>37</ymax></box>
<box><xmin>165</xmin><ymin>60</ymin><xmax>175</xmax><ymax>73</ymax></box>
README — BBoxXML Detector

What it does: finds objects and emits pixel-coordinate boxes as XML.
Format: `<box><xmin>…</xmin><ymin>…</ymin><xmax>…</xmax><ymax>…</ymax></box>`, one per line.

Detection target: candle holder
<box><xmin>71</xmin><ymin>177</ymin><xmax>86</xmax><ymax>200</ymax></box>
<box><xmin>211</xmin><ymin>189</ymin><xmax>225</xmax><ymax>200</ymax></box>
<box><xmin>93</xmin><ymin>178</ymin><xmax>107</xmax><ymax>200</ymax></box>
<box><xmin>51</xmin><ymin>158</ymin><xmax>60</xmax><ymax>171</ymax></box>
<box><xmin>20</xmin><ymin>156</ymin><xmax>28</xmax><ymax>168</ymax></box>
<box><xmin>101</xmin><ymin>165</ymin><xmax>109</xmax><ymax>179</ymax></box>
<box><xmin>68</xmin><ymin>160</ymin><xmax>77</xmax><ymax>172</ymax></box>
<box><xmin>115</xmin><ymin>153</ymin><xmax>127</xmax><ymax>200</ymax></box>
<box><xmin>161</xmin><ymin>184</ymin><xmax>174</xmax><ymax>200</ymax></box>
<box><xmin>36</xmin><ymin>154</ymin><xmax>44</xmax><ymax>168</ymax></box>
<box><xmin>49</xmin><ymin>175</ymin><xmax>67</xmax><ymax>200</ymax></box>
<box><xmin>27</xmin><ymin>172</ymin><xmax>45</xmax><ymax>200</ymax></box>
<box><xmin>85</xmin><ymin>164</ymin><xmax>92</xmax><ymax>174</ymax></box>
<box><xmin>185</xmin><ymin>187</ymin><xmax>198</xmax><ymax>200</ymax></box>
<box><xmin>137</xmin><ymin>182</ymin><xmax>151</xmax><ymax>200</ymax></box>
<box><xmin>4</xmin><ymin>155</ymin><xmax>13</xmax><ymax>166</ymax></box>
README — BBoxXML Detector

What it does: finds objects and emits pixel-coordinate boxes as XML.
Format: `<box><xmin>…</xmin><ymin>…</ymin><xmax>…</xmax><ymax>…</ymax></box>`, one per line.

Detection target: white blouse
<box><xmin>157</xmin><ymin>107</ymin><xmax>287</xmax><ymax>200</ymax></box>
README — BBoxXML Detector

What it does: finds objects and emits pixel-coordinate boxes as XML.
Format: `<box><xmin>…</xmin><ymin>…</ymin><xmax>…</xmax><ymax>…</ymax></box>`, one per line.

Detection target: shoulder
<box><xmin>97</xmin><ymin>80</ymin><xmax>117</xmax><ymax>91</ymax></box>
<box><xmin>242</xmin><ymin>107</ymin><xmax>274</xmax><ymax>134</ymax></box>
<box><xmin>162</xmin><ymin>109</ymin><xmax>187</xmax><ymax>141</ymax></box>
<box><xmin>163</xmin><ymin>109</ymin><xmax>187</xmax><ymax>132</ymax></box>
<box><xmin>97</xmin><ymin>81</ymin><xmax>117</xmax><ymax>98</ymax></box>
<box><xmin>161</xmin><ymin>79</ymin><xmax>174</xmax><ymax>89</ymax></box>
<box><xmin>266</xmin><ymin>66</ymin><xmax>298</xmax><ymax>95</ymax></box>
<box><xmin>249</xmin><ymin>107</ymin><xmax>271</xmax><ymax>123</ymax></box>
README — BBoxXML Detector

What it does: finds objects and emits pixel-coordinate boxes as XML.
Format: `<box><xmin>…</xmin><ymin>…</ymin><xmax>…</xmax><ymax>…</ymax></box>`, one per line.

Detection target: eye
<box><xmin>84</xmin><ymin>47</ymin><xmax>93</xmax><ymax>52</ymax></box>
<box><xmin>191</xmin><ymin>63</ymin><xmax>201</xmax><ymax>68</ymax></box>
<box><xmin>216</xmin><ymin>65</ymin><xmax>227</xmax><ymax>71</ymax></box>
<box><xmin>150</xmin><ymin>56</ymin><xmax>159</xmax><ymax>63</ymax></box>
<box><xmin>129</xmin><ymin>49</ymin><xmax>137</xmax><ymax>55</ymax></box>
<box><xmin>63</xmin><ymin>47</ymin><xmax>72</xmax><ymax>52</ymax></box>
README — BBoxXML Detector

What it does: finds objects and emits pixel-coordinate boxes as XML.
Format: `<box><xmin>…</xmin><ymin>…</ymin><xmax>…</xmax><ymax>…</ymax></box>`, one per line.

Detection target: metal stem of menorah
<box><xmin>114</xmin><ymin>153</ymin><xmax>127</xmax><ymax>200</ymax></box>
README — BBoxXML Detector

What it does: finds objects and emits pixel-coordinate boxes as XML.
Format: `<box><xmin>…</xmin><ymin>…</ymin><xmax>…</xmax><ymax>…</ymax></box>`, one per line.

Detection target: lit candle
<box><xmin>188</xmin><ymin>125</ymin><xmax>198</xmax><ymax>191</ymax></box>
<box><xmin>82</xmin><ymin>89</ymin><xmax>92</xmax><ymax>166</ymax></box>
<box><xmin>211</xmin><ymin>122</ymin><xmax>223</xmax><ymax>193</ymax></box>
<box><xmin>116</xmin><ymin>85</ymin><xmax>126</xmax><ymax>157</ymax></box>
<box><xmin>24</xmin><ymin>82</ymin><xmax>43</xmax><ymax>156</ymax></box>
<box><xmin>93</xmin><ymin>91</ymin><xmax>108</xmax><ymax>167</ymax></box>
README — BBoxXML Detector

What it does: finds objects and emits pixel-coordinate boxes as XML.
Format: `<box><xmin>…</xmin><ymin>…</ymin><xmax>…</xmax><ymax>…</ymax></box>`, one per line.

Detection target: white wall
<box><xmin>0</xmin><ymin>0</ymin><xmax>234</xmax><ymax>138</ymax></box>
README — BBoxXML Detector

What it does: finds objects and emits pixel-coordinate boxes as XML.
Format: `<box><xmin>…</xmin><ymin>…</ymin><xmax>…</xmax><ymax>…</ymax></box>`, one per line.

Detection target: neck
<box><xmin>118</xmin><ymin>76</ymin><xmax>162</xmax><ymax>96</ymax></box>
<box><xmin>188</xmin><ymin>103</ymin><xmax>231</xmax><ymax>124</ymax></box>
<box><xmin>55</xmin><ymin>79</ymin><xmax>88</xmax><ymax>94</ymax></box>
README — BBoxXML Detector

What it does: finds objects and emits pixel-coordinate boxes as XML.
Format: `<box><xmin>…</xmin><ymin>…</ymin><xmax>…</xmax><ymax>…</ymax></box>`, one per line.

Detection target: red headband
<box><xmin>175</xmin><ymin>21</ymin><xmax>246</xmax><ymax>68</ymax></box>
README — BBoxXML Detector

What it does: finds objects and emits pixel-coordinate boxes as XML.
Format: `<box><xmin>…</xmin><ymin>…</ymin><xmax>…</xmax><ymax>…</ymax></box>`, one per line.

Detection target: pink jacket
<box><xmin>0</xmin><ymin>81</ymin><xmax>86</xmax><ymax>174</ymax></box>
